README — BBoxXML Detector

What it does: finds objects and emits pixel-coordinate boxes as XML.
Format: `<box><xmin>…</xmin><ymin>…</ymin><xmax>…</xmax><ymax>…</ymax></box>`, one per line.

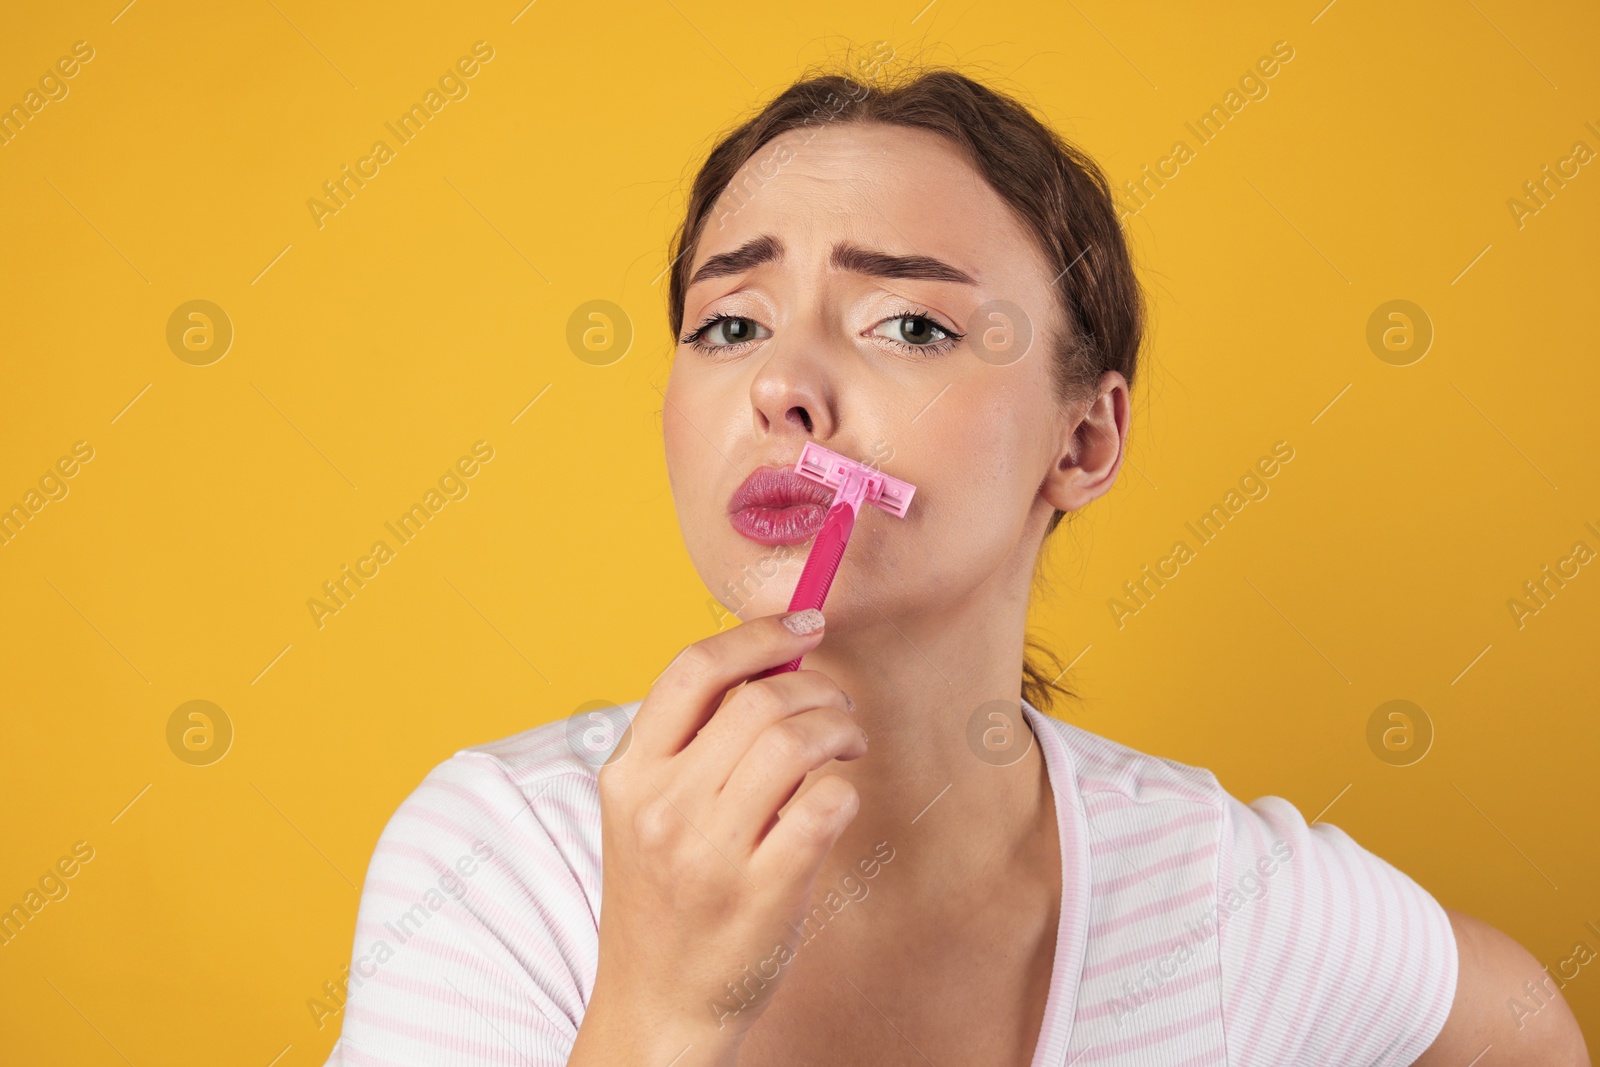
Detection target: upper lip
<box><xmin>728</xmin><ymin>463</ymin><xmax>837</xmax><ymax>513</ymax></box>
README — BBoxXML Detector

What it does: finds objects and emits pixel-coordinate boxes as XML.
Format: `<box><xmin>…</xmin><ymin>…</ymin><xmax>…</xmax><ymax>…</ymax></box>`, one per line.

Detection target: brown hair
<box><xmin>666</xmin><ymin>56</ymin><xmax>1145</xmax><ymax>713</ymax></box>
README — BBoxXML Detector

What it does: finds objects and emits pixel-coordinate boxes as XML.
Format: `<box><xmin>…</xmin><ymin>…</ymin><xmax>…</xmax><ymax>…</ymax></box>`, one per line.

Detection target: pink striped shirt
<box><xmin>322</xmin><ymin>698</ymin><xmax>1458</xmax><ymax>1065</ymax></box>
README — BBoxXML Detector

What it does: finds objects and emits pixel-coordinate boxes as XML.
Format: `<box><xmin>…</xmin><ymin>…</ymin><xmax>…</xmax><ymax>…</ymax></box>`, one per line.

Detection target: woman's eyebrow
<box><xmin>688</xmin><ymin>233</ymin><xmax>783</xmax><ymax>287</ymax></box>
<box><xmin>833</xmin><ymin>240</ymin><xmax>978</xmax><ymax>285</ymax></box>
<box><xmin>688</xmin><ymin>235</ymin><xmax>978</xmax><ymax>287</ymax></box>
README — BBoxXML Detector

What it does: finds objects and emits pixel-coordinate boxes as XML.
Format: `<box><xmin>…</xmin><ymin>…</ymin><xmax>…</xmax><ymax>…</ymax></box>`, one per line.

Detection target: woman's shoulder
<box><xmin>328</xmin><ymin>704</ymin><xmax>646</xmax><ymax>1062</ymax></box>
<box><xmin>457</xmin><ymin>697</ymin><xmax>645</xmax><ymax>787</ymax></box>
<box><xmin>1030</xmin><ymin>707</ymin><xmax>1458</xmax><ymax>1063</ymax></box>
<box><xmin>1025</xmin><ymin>702</ymin><xmax>1228</xmax><ymax>812</ymax></box>
<box><xmin>360</xmin><ymin>700</ymin><xmax>646</xmax><ymax>906</ymax></box>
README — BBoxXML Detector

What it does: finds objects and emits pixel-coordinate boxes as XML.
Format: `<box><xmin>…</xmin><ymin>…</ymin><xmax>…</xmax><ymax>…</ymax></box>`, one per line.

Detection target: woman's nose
<box><xmin>746</xmin><ymin>323</ymin><xmax>838</xmax><ymax>439</ymax></box>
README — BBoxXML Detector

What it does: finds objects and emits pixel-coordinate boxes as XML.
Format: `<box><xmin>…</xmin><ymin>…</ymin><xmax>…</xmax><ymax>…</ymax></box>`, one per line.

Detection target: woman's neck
<box><xmin>781</xmin><ymin>589</ymin><xmax>1054</xmax><ymax>900</ymax></box>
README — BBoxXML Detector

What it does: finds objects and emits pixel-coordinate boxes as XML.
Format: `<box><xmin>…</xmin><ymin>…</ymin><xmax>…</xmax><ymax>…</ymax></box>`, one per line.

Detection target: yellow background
<box><xmin>2</xmin><ymin>0</ymin><xmax>1596</xmax><ymax>1061</ymax></box>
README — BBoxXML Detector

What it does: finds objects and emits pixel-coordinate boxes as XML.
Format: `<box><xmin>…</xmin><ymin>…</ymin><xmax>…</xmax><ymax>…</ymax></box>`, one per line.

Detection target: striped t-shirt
<box><xmin>321</xmin><ymin>698</ymin><xmax>1458</xmax><ymax>1066</ymax></box>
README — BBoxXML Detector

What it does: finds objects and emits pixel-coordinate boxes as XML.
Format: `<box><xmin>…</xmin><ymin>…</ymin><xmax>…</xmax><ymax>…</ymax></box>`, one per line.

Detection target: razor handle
<box><xmin>753</xmin><ymin>499</ymin><xmax>857</xmax><ymax>678</ymax></box>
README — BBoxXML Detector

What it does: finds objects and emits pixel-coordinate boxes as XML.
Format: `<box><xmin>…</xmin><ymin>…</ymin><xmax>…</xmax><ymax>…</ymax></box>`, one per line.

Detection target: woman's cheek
<box><xmin>934</xmin><ymin>472</ymin><xmax>1029</xmax><ymax>568</ymax></box>
<box><xmin>873</xmin><ymin>491</ymin><xmax>972</xmax><ymax>584</ymax></box>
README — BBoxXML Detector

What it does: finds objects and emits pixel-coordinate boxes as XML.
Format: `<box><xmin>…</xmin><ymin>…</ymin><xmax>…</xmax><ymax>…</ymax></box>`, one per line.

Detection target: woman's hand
<box><xmin>569</xmin><ymin>608</ymin><xmax>866</xmax><ymax>1067</ymax></box>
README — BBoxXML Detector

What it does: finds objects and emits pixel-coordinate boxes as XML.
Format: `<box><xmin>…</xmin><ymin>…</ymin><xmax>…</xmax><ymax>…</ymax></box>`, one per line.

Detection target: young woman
<box><xmin>322</xmin><ymin>67</ymin><xmax>1589</xmax><ymax>1066</ymax></box>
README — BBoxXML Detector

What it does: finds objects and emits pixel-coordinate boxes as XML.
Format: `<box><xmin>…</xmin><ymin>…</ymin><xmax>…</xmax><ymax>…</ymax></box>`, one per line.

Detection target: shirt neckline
<box><xmin>605</xmin><ymin>694</ymin><xmax>1091</xmax><ymax>1063</ymax></box>
<box><xmin>1020</xmin><ymin>698</ymin><xmax>1090</xmax><ymax>1067</ymax></box>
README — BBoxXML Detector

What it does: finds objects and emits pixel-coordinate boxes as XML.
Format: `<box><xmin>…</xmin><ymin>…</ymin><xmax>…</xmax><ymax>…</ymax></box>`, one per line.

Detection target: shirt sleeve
<box><xmin>322</xmin><ymin>752</ymin><xmax>599</xmax><ymax>1066</ymax></box>
<box><xmin>1215</xmin><ymin>792</ymin><xmax>1459</xmax><ymax>1067</ymax></box>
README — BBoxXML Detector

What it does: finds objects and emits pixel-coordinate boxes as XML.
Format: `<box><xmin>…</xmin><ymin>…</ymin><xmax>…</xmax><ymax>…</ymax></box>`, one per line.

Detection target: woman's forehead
<box><xmin>719</xmin><ymin>122</ymin><xmax>995</xmax><ymax>225</ymax></box>
<box><xmin>697</xmin><ymin>125</ymin><xmax>1047</xmax><ymax>292</ymax></box>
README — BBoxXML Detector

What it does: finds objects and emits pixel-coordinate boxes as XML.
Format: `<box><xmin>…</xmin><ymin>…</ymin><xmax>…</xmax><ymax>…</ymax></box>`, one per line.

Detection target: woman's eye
<box><xmin>686</xmin><ymin>312</ymin><xmax>961</xmax><ymax>353</ymax></box>
<box><xmin>696</xmin><ymin>316</ymin><xmax>770</xmax><ymax>347</ymax></box>
<box><xmin>874</xmin><ymin>314</ymin><xmax>956</xmax><ymax>349</ymax></box>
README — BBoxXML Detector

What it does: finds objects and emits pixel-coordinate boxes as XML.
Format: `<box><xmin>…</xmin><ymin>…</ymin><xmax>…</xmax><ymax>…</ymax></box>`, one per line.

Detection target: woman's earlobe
<box><xmin>1043</xmin><ymin>413</ymin><xmax>1125</xmax><ymax>514</ymax></box>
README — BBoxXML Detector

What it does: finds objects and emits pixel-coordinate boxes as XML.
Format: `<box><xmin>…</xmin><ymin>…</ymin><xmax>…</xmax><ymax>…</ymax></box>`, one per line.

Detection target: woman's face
<box><xmin>664</xmin><ymin>120</ymin><xmax>1120</xmax><ymax>631</ymax></box>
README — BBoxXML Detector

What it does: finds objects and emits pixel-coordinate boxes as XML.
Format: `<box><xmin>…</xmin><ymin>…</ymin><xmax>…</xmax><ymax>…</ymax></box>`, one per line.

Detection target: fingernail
<box><xmin>859</xmin><ymin>727</ymin><xmax>870</xmax><ymax>745</ymax></box>
<box><xmin>781</xmin><ymin>609</ymin><xmax>826</xmax><ymax>636</ymax></box>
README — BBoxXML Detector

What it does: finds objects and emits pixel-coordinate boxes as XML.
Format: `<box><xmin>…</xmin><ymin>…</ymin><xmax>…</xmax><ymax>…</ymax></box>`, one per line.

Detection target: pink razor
<box><xmin>756</xmin><ymin>441</ymin><xmax>917</xmax><ymax>678</ymax></box>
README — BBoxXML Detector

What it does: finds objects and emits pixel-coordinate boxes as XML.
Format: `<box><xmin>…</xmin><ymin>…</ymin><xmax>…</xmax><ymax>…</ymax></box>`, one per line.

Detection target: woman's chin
<box><xmin>703</xmin><ymin>533</ymin><xmax>918</xmax><ymax>626</ymax></box>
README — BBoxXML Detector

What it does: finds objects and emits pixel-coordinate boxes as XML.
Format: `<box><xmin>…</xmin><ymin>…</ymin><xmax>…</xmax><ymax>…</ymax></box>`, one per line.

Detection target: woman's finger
<box><xmin>677</xmin><ymin>668</ymin><xmax>852</xmax><ymax>792</ymax></box>
<box><xmin>716</xmin><ymin>706</ymin><xmax>867</xmax><ymax>853</ymax></box>
<box><xmin>623</xmin><ymin>610</ymin><xmax>828</xmax><ymax>765</ymax></box>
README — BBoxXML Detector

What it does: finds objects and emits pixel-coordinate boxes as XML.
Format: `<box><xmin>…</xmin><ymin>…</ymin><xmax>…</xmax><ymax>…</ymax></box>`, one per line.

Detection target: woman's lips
<box><xmin>730</xmin><ymin>503</ymin><xmax>828</xmax><ymax>544</ymax></box>
<box><xmin>728</xmin><ymin>465</ymin><xmax>837</xmax><ymax>545</ymax></box>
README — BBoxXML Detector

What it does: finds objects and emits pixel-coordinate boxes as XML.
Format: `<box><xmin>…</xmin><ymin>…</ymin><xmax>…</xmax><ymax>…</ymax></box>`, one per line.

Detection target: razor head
<box><xmin>794</xmin><ymin>441</ymin><xmax>917</xmax><ymax>518</ymax></box>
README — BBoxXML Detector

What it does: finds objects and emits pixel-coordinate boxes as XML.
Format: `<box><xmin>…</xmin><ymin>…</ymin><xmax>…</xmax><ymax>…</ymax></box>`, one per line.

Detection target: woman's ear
<box><xmin>1040</xmin><ymin>370</ymin><xmax>1129</xmax><ymax>514</ymax></box>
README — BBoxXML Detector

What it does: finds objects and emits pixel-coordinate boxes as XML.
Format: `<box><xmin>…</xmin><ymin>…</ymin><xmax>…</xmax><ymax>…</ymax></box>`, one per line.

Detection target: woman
<box><xmin>322</xmin><ymin>66</ymin><xmax>1589</xmax><ymax>1065</ymax></box>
